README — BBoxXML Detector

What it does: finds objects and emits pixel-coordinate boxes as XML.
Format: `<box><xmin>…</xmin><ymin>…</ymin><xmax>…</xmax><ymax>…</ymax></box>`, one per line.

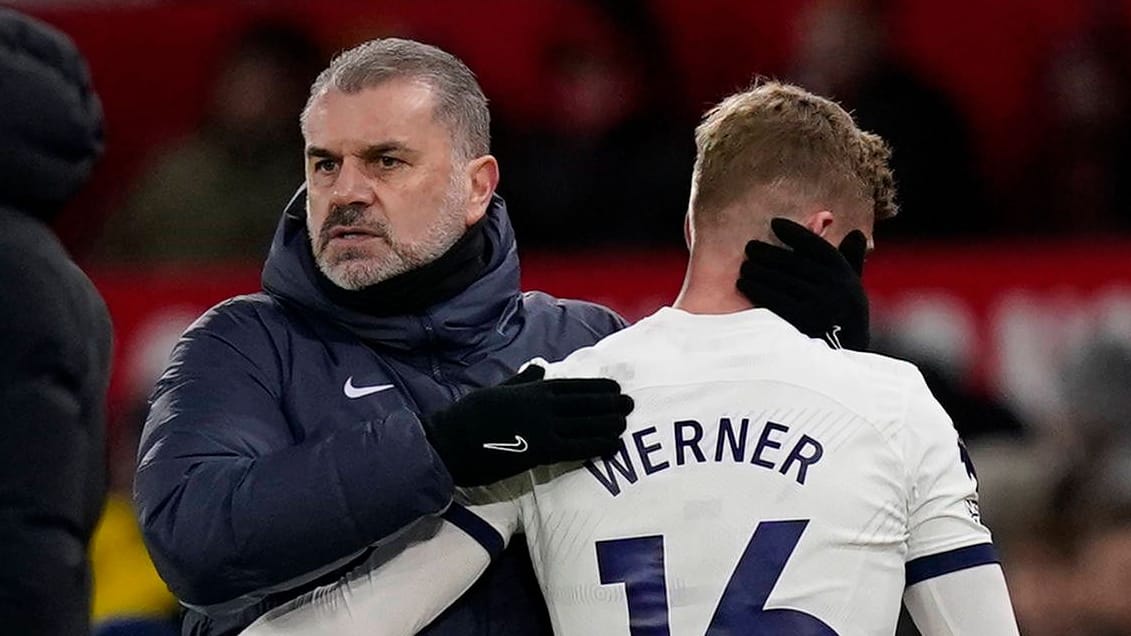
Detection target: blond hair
<box><xmin>690</xmin><ymin>81</ymin><xmax>896</xmax><ymax>237</ymax></box>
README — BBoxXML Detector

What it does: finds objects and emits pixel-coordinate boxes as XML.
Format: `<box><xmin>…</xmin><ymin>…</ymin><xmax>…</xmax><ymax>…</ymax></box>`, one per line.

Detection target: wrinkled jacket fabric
<box><xmin>134</xmin><ymin>189</ymin><xmax>626</xmax><ymax>635</ymax></box>
<box><xmin>0</xmin><ymin>9</ymin><xmax>109</xmax><ymax>636</ymax></box>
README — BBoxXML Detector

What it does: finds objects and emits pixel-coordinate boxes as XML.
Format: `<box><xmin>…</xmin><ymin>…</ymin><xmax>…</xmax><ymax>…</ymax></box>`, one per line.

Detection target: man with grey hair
<box><xmin>135</xmin><ymin>37</ymin><xmax>633</xmax><ymax>635</ymax></box>
<box><xmin>134</xmin><ymin>38</ymin><xmax>873</xmax><ymax>635</ymax></box>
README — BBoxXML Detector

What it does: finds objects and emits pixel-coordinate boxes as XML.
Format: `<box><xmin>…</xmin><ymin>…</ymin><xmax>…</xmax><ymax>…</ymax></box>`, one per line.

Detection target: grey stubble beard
<box><xmin>308</xmin><ymin>179</ymin><xmax>469</xmax><ymax>291</ymax></box>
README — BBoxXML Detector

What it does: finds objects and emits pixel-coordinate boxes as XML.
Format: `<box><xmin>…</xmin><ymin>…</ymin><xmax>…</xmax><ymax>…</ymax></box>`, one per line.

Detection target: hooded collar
<box><xmin>311</xmin><ymin>216</ymin><xmax>490</xmax><ymax>318</ymax></box>
<box><xmin>0</xmin><ymin>10</ymin><xmax>104</xmax><ymax>220</ymax></box>
<box><xmin>261</xmin><ymin>186</ymin><xmax>522</xmax><ymax>354</ymax></box>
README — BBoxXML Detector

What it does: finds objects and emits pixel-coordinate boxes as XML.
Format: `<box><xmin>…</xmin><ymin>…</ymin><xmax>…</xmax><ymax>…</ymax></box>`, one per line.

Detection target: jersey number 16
<box><xmin>595</xmin><ymin>519</ymin><xmax>838</xmax><ymax>635</ymax></box>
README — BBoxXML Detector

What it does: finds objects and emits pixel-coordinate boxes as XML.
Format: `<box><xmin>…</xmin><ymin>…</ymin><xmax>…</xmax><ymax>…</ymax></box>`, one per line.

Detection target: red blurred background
<box><xmin>13</xmin><ymin>1</ymin><xmax>1131</xmax><ymax>634</ymax></box>
<box><xmin>20</xmin><ymin>0</ymin><xmax>1128</xmax><ymax>437</ymax></box>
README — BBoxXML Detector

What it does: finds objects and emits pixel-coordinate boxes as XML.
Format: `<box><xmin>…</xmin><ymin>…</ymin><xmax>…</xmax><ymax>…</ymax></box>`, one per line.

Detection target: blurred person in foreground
<box><xmin>133</xmin><ymin>39</ymin><xmax>875</xmax><ymax>635</ymax></box>
<box><xmin>0</xmin><ymin>9</ymin><xmax>110</xmax><ymax>635</ymax></box>
<box><xmin>89</xmin><ymin>314</ymin><xmax>198</xmax><ymax>634</ymax></box>
<box><xmin>97</xmin><ymin>22</ymin><xmax>322</xmax><ymax>264</ymax></box>
<box><xmin>244</xmin><ymin>82</ymin><xmax>1018</xmax><ymax>636</ymax></box>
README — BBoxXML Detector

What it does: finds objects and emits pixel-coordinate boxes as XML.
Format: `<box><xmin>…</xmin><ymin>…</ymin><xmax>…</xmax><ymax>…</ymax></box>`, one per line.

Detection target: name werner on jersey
<box><xmin>583</xmin><ymin>417</ymin><xmax>825</xmax><ymax>497</ymax></box>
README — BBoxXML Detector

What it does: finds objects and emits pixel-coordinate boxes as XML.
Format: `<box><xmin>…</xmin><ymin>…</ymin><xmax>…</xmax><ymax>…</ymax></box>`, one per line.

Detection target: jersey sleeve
<box><xmin>239</xmin><ymin>457</ymin><xmax>531</xmax><ymax>634</ymax></box>
<box><xmin>903</xmin><ymin>563</ymin><xmax>1020</xmax><ymax>635</ymax></box>
<box><xmin>240</xmin><ymin>514</ymin><xmax>496</xmax><ymax>636</ymax></box>
<box><xmin>448</xmin><ymin>473</ymin><xmax>529</xmax><ymax>554</ymax></box>
<box><xmin>902</xmin><ymin>375</ymin><xmax>998</xmax><ymax>585</ymax></box>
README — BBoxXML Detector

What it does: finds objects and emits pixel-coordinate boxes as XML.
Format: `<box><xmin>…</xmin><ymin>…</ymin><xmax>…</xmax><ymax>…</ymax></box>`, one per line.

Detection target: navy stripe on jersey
<box><xmin>442</xmin><ymin>504</ymin><xmax>505</xmax><ymax>560</ymax></box>
<box><xmin>905</xmin><ymin>542</ymin><xmax>1000</xmax><ymax>586</ymax></box>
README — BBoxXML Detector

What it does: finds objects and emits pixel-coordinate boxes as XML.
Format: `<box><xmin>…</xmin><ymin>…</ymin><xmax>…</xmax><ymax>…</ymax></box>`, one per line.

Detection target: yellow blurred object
<box><xmin>90</xmin><ymin>493</ymin><xmax>178</xmax><ymax>621</ymax></box>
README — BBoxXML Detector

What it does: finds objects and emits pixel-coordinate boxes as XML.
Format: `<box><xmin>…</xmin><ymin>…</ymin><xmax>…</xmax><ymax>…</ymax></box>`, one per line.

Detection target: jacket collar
<box><xmin>261</xmin><ymin>186</ymin><xmax>522</xmax><ymax>353</ymax></box>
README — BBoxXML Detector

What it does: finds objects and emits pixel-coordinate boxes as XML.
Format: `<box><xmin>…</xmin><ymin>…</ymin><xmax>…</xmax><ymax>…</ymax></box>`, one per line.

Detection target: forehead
<box><xmin>302</xmin><ymin>78</ymin><xmax>445</xmax><ymax>147</ymax></box>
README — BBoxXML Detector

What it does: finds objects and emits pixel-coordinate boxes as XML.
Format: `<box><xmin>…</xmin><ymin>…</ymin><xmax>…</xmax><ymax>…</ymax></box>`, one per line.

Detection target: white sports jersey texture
<box><xmin>466</xmin><ymin>307</ymin><xmax>994</xmax><ymax>636</ymax></box>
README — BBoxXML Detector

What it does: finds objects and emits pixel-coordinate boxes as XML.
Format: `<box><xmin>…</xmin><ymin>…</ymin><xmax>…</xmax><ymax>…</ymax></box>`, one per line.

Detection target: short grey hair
<box><xmin>301</xmin><ymin>38</ymin><xmax>490</xmax><ymax>161</ymax></box>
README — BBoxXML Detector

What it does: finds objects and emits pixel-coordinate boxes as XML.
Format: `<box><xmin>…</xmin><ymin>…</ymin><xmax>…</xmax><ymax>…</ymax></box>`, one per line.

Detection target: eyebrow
<box><xmin>305</xmin><ymin>142</ymin><xmax>412</xmax><ymax>161</ymax></box>
<box><xmin>305</xmin><ymin>146</ymin><xmax>338</xmax><ymax>159</ymax></box>
<box><xmin>360</xmin><ymin>142</ymin><xmax>410</xmax><ymax>161</ymax></box>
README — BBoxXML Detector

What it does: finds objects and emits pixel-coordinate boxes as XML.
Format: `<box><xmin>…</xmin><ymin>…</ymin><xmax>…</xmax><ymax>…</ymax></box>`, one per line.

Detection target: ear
<box><xmin>683</xmin><ymin>212</ymin><xmax>693</xmax><ymax>249</ymax></box>
<box><xmin>465</xmin><ymin>155</ymin><xmax>500</xmax><ymax>226</ymax></box>
<box><xmin>803</xmin><ymin>210</ymin><xmax>835</xmax><ymax>237</ymax></box>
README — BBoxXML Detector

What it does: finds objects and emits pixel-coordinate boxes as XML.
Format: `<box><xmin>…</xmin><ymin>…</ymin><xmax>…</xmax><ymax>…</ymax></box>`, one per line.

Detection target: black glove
<box><xmin>737</xmin><ymin>218</ymin><xmax>870</xmax><ymax>350</ymax></box>
<box><xmin>423</xmin><ymin>366</ymin><xmax>633</xmax><ymax>486</ymax></box>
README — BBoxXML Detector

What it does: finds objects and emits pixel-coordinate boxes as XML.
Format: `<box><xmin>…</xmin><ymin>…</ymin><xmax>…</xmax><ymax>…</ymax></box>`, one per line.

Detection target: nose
<box><xmin>330</xmin><ymin>158</ymin><xmax>375</xmax><ymax>209</ymax></box>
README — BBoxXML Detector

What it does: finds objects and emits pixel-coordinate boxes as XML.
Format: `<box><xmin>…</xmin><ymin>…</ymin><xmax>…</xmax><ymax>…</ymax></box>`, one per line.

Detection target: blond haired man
<box><xmin>244</xmin><ymin>82</ymin><xmax>1018</xmax><ymax>636</ymax></box>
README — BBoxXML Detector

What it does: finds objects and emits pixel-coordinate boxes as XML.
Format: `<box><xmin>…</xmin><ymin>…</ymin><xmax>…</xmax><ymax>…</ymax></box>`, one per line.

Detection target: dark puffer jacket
<box><xmin>135</xmin><ymin>189</ymin><xmax>626</xmax><ymax>635</ymax></box>
<box><xmin>0</xmin><ymin>8</ymin><xmax>110</xmax><ymax>636</ymax></box>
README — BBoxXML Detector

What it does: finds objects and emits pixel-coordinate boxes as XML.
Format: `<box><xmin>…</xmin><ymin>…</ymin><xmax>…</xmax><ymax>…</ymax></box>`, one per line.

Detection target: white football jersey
<box><xmin>460</xmin><ymin>307</ymin><xmax>996</xmax><ymax>636</ymax></box>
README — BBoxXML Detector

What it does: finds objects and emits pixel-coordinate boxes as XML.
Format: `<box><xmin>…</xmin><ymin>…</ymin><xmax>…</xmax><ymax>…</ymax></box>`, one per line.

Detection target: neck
<box><xmin>672</xmin><ymin>249</ymin><xmax>754</xmax><ymax>315</ymax></box>
<box><xmin>316</xmin><ymin>218</ymin><xmax>491</xmax><ymax>317</ymax></box>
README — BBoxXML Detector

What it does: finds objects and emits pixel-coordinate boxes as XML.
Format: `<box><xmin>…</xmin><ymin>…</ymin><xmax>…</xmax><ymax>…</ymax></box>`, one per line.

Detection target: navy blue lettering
<box><xmin>584</xmin><ymin>440</ymin><xmax>638</xmax><ymax>496</ymax></box>
<box><xmin>633</xmin><ymin>426</ymin><xmax>670</xmax><ymax>476</ymax></box>
<box><xmin>752</xmin><ymin>421</ymin><xmax>789</xmax><ymax>469</ymax></box>
<box><xmin>958</xmin><ymin>439</ymin><xmax>978</xmax><ymax>481</ymax></box>
<box><xmin>715</xmin><ymin>418</ymin><xmax>748</xmax><ymax>462</ymax></box>
<box><xmin>779</xmin><ymin>435</ymin><xmax>823</xmax><ymax>485</ymax></box>
<box><xmin>674</xmin><ymin>420</ymin><xmax>706</xmax><ymax>466</ymax></box>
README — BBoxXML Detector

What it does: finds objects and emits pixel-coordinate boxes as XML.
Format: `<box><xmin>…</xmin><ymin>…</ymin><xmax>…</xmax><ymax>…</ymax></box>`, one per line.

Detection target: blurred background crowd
<box><xmin>9</xmin><ymin>0</ymin><xmax>1131</xmax><ymax>634</ymax></box>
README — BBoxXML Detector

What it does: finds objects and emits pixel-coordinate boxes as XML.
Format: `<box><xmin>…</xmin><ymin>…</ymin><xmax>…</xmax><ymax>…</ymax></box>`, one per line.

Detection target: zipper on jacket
<box><xmin>419</xmin><ymin>315</ymin><xmax>446</xmax><ymax>379</ymax></box>
<box><xmin>421</xmin><ymin>315</ymin><xmax>467</xmax><ymax>403</ymax></box>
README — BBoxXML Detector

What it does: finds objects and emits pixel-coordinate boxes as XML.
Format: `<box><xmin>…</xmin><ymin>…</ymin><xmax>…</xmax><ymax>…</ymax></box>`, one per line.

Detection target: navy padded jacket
<box><xmin>134</xmin><ymin>189</ymin><xmax>626</xmax><ymax>634</ymax></box>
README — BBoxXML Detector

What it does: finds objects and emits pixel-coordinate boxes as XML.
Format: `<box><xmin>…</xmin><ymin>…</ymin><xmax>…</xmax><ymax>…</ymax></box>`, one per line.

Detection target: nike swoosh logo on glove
<box><xmin>824</xmin><ymin>325</ymin><xmax>843</xmax><ymax>350</ymax></box>
<box><xmin>482</xmin><ymin>436</ymin><xmax>529</xmax><ymax>453</ymax></box>
<box><xmin>343</xmin><ymin>377</ymin><xmax>396</xmax><ymax>399</ymax></box>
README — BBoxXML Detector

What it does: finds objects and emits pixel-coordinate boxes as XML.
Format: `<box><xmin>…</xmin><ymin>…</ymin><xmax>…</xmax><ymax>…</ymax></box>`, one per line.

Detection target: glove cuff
<box><xmin>421</xmin><ymin>411</ymin><xmax>468</xmax><ymax>482</ymax></box>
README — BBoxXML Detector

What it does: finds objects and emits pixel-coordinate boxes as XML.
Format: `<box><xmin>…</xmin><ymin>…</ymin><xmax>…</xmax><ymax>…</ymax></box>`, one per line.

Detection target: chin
<box><xmin>321</xmin><ymin>254</ymin><xmax>406</xmax><ymax>290</ymax></box>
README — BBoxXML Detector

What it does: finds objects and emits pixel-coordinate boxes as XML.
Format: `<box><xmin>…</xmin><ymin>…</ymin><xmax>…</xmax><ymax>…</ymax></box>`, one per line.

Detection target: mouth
<box><xmin>327</xmin><ymin>226</ymin><xmax>381</xmax><ymax>243</ymax></box>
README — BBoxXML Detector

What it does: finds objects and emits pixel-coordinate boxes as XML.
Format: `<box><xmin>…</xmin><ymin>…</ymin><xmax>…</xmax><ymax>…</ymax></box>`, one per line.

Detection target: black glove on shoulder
<box><xmin>423</xmin><ymin>366</ymin><xmax>633</xmax><ymax>487</ymax></box>
<box><xmin>737</xmin><ymin>218</ymin><xmax>870</xmax><ymax>351</ymax></box>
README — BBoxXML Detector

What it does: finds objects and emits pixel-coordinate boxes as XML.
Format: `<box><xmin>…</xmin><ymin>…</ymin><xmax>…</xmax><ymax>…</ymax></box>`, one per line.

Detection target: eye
<box><xmin>377</xmin><ymin>156</ymin><xmax>402</xmax><ymax>169</ymax></box>
<box><xmin>313</xmin><ymin>159</ymin><xmax>338</xmax><ymax>174</ymax></box>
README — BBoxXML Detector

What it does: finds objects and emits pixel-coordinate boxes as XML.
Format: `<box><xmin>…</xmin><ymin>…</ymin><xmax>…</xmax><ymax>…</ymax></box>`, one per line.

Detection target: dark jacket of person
<box><xmin>134</xmin><ymin>189</ymin><xmax>626</xmax><ymax>635</ymax></box>
<box><xmin>0</xmin><ymin>9</ymin><xmax>111</xmax><ymax>636</ymax></box>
